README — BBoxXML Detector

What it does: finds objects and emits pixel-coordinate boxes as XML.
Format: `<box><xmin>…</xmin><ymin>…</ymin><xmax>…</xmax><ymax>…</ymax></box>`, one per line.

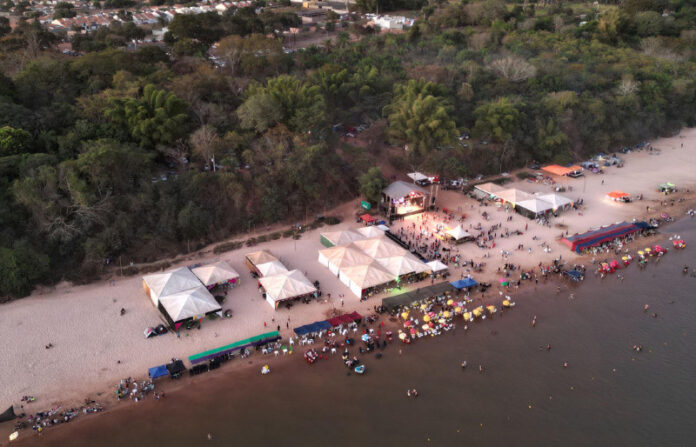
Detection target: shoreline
<box><xmin>4</xmin><ymin>215</ymin><xmax>694</xmax><ymax>444</ymax></box>
<box><xmin>2</xmin><ymin>128</ymin><xmax>696</xmax><ymax>442</ymax></box>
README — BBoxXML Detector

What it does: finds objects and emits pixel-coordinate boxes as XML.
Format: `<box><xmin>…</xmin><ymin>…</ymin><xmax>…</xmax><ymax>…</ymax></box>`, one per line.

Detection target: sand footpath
<box><xmin>1</xmin><ymin>128</ymin><xmax>695</xmax><ymax>411</ymax></box>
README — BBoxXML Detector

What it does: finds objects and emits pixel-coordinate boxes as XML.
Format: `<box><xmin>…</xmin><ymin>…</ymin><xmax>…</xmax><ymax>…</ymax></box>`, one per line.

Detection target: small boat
<box><xmin>354</xmin><ymin>365</ymin><xmax>366</xmax><ymax>374</ymax></box>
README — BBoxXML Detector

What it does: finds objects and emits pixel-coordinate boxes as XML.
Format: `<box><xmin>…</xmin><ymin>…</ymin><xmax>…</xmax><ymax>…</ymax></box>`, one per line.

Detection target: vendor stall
<box><xmin>607</xmin><ymin>191</ymin><xmax>631</xmax><ymax>202</ymax></box>
<box><xmin>259</xmin><ymin>270</ymin><xmax>317</xmax><ymax>309</ymax></box>
<box><xmin>157</xmin><ymin>285</ymin><xmax>222</xmax><ymax>325</ymax></box>
<box><xmin>339</xmin><ymin>261</ymin><xmax>395</xmax><ymax>299</ymax></box>
<box><xmin>245</xmin><ymin>250</ymin><xmax>278</xmax><ymax>273</ymax></box>
<box><xmin>191</xmin><ymin>261</ymin><xmax>240</xmax><ymax>288</ymax></box>
<box><xmin>142</xmin><ymin>267</ymin><xmax>202</xmax><ymax>306</ymax></box>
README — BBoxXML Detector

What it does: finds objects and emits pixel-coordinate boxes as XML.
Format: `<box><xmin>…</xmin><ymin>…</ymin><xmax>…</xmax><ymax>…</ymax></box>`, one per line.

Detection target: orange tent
<box><xmin>607</xmin><ymin>191</ymin><xmax>630</xmax><ymax>199</ymax></box>
<box><xmin>541</xmin><ymin>164</ymin><xmax>583</xmax><ymax>176</ymax></box>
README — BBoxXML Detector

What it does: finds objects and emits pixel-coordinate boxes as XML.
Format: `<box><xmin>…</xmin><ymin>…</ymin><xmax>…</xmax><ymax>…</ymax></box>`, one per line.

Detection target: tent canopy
<box><xmin>377</xmin><ymin>254</ymin><xmax>429</xmax><ymax>276</ymax></box>
<box><xmin>607</xmin><ymin>191</ymin><xmax>630</xmax><ymax>199</ymax></box>
<box><xmin>450</xmin><ymin>278</ymin><xmax>478</xmax><ymax>289</ymax></box>
<box><xmin>255</xmin><ymin>260</ymin><xmax>289</xmax><ymax>277</ymax></box>
<box><xmin>542</xmin><ymin>164</ymin><xmax>582</xmax><ymax>176</ymax></box>
<box><xmin>537</xmin><ymin>193</ymin><xmax>572</xmax><ymax>209</ymax></box>
<box><xmin>360</xmin><ymin>213</ymin><xmax>377</xmax><ymax>223</ymax></box>
<box><xmin>320</xmin><ymin>229</ymin><xmax>365</xmax><ymax>247</ymax></box>
<box><xmin>191</xmin><ymin>261</ymin><xmax>239</xmax><ymax>286</ymax></box>
<box><xmin>496</xmin><ymin>188</ymin><xmax>534</xmax><ymax>204</ymax></box>
<box><xmin>352</xmin><ymin>238</ymin><xmax>405</xmax><ymax>259</ymax></box>
<box><xmin>143</xmin><ymin>267</ymin><xmax>202</xmax><ymax>305</ymax></box>
<box><xmin>340</xmin><ymin>261</ymin><xmax>394</xmax><ymax>289</ymax></box>
<box><xmin>407</xmin><ymin>172</ymin><xmax>429</xmax><ymax>182</ymax></box>
<box><xmin>516</xmin><ymin>198</ymin><xmax>553</xmax><ymax>214</ymax></box>
<box><xmin>158</xmin><ymin>285</ymin><xmax>221</xmax><ymax>323</ymax></box>
<box><xmin>357</xmin><ymin>226</ymin><xmax>386</xmax><ymax>238</ymax></box>
<box><xmin>446</xmin><ymin>225</ymin><xmax>472</xmax><ymax>240</ymax></box>
<box><xmin>259</xmin><ymin>270</ymin><xmax>317</xmax><ymax>303</ymax></box>
<box><xmin>426</xmin><ymin>260</ymin><xmax>448</xmax><ymax>272</ymax></box>
<box><xmin>319</xmin><ymin>245</ymin><xmax>373</xmax><ymax>269</ymax></box>
<box><xmin>383</xmin><ymin>181</ymin><xmax>428</xmax><ymax>199</ymax></box>
<box><xmin>473</xmin><ymin>182</ymin><xmax>504</xmax><ymax>197</ymax></box>
<box><xmin>245</xmin><ymin>250</ymin><xmax>277</xmax><ymax>267</ymax></box>
<box><xmin>148</xmin><ymin>365</ymin><xmax>169</xmax><ymax>379</ymax></box>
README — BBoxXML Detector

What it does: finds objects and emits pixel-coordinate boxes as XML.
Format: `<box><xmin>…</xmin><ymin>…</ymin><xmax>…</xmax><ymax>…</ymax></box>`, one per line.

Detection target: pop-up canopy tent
<box><xmin>318</xmin><ymin>244</ymin><xmax>373</xmax><ymax>275</ymax></box>
<box><xmin>255</xmin><ymin>260</ymin><xmax>289</xmax><ymax>277</ymax></box>
<box><xmin>191</xmin><ymin>261</ymin><xmax>240</xmax><ymax>288</ymax></box>
<box><xmin>445</xmin><ymin>225</ymin><xmax>472</xmax><ymax>241</ymax></box>
<box><xmin>142</xmin><ymin>267</ymin><xmax>202</xmax><ymax>306</ymax></box>
<box><xmin>319</xmin><ymin>229</ymin><xmax>365</xmax><ymax>248</ymax></box>
<box><xmin>407</xmin><ymin>172</ymin><xmax>429</xmax><ymax>183</ymax></box>
<box><xmin>516</xmin><ymin>198</ymin><xmax>554</xmax><ymax>218</ymax></box>
<box><xmin>426</xmin><ymin>260</ymin><xmax>449</xmax><ymax>273</ymax></box>
<box><xmin>360</xmin><ymin>214</ymin><xmax>377</xmax><ymax>224</ymax></box>
<box><xmin>377</xmin><ymin>254</ymin><xmax>429</xmax><ymax>276</ymax></box>
<box><xmin>352</xmin><ymin>238</ymin><xmax>405</xmax><ymax>259</ymax></box>
<box><xmin>450</xmin><ymin>278</ymin><xmax>478</xmax><ymax>289</ymax></box>
<box><xmin>148</xmin><ymin>365</ymin><xmax>169</xmax><ymax>380</ymax></box>
<box><xmin>537</xmin><ymin>193</ymin><xmax>573</xmax><ymax>211</ymax></box>
<box><xmin>259</xmin><ymin>270</ymin><xmax>317</xmax><ymax>308</ymax></box>
<box><xmin>166</xmin><ymin>360</ymin><xmax>186</xmax><ymax>378</ymax></box>
<box><xmin>542</xmin><ymin>164</ymin><xmax>583</xmax><ymax>176</ymax></box>
<box><xmin>339</xmin><ymin>261</ymin><xmax>394</xmax><ymax>298</ymax></box>
<box><xmin>607</xmin><ymin>191</ymin><xmax>630</xmax><ymax>201</ymax></box>
<box><xmin>158</xmin><ymin>285</ymin><xmax>222</xmax><ymax>324</ymax></box>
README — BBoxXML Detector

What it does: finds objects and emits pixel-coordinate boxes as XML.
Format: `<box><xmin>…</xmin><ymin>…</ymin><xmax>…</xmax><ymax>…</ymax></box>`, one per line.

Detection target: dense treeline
<box><xmin>1</xmin><ymin>1</ymin><xmax>695</xmax><ymax>297</ymax></box>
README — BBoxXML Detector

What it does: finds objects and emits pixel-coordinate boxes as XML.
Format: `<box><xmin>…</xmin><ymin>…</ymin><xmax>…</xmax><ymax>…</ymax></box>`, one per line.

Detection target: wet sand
<box><xmin>8</xmin><ymin>218</ymin><xmax>696</xmax><ymax>447</ymax></box>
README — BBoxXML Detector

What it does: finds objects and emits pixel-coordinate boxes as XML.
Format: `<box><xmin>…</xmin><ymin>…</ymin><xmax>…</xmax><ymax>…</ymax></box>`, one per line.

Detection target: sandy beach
<box><xmin>1</xmin><ymin>128</ymin><xmax>695</xmax><ymax>419</ymax></box>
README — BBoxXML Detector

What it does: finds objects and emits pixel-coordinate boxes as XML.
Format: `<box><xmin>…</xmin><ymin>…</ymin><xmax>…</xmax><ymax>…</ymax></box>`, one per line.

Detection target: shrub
<box><xmin>325</xmin><ymin>216</ymin><xmax>341</xmax><ymax>225</ymax></box>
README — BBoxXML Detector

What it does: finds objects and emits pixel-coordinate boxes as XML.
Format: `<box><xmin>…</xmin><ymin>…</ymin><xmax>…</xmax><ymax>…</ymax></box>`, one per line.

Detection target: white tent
<box><xmin>245</xmin><ymin>250</ymin><xmax>277</xmax><ymax>267</ymax></box>
<box><xmin>516</xmin><ymin>198</ymin><xmax>554</xmax><ymax>216</ymax></box>
<box><xmin>352</xmin><ymin>238</ymin><xmax>405</xmax><ymax>259</ymax></box>
<box><xmin>377</xmin><ymin>224</ymin><xmax>390</xmax><ymax>232</ymax></box>
<box><xmin>473</xmin><ymin>182</ymin><xmax>505</xmax><ymax>199</ymax></box>
<box><xmin>496</xmin><ymin>188</ymin><xmax>534</xmax><ymax>205</ymax></box>
<box><xmin>537</xmin><ymin>193</ymin><xmax>573</xmax><ymax>210</ymax></box>
<box><xmin>158</xmin><ymin>286</ymin><xmax>221</xmax><ymax>323</ymax></box>
<box><xmin>357</xmin><ymin>226</ymin><xmax>386</xmax><ymax>238</ymax></box>
<box><xmin>142</xmin><ymin>267</ymin><xmax>202</xmax><ymax>306</ymax></box>
<box><xmin>191</xmin><ymin>261</ymin><xmax>240</xmax><ymax>287</ymax></box>
<box><xmin>320</xmin><ymin>229</ymin><xmax>366</xmax><ymax>247</ymax></box>
<box><xmin>256</xmin><ymin>260</ymin><xmax>289</xmax><ymax>277</ymax></box>
<box><xmin>426</xmin><ymin>260</ymin><xmax>448</xmax><ymax>273</ymax></box>
<box><xmin>318</xmin><ymin>245</ymin><xmax>373</xmax><ymax>275</ymax></box>
<box><xmin>407</xmin><ymin>172</ymin><xmax>429</xmax><ymax>182</ymax></box>
<box><xmin>338</xmin><ymin>261</ymin><xmax>394</xmax><ymax>298</ymax></box>
<box><xmin>377</xmin><ymin>254</ymin><xmax>429</xmax><ymax>276</ymax></box>
<box><xmin>259</xmin><ymin>270</ymin><xmax>317</xmax><ymax>308</ymax></box>
<box><xmin>446</xmin><ymin>225</ymin><xmax>472</xmax><ymax>241</ymax></box>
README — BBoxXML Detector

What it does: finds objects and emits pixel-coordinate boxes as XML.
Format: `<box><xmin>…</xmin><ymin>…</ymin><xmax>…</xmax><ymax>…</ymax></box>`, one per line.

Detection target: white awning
<box><xmin>407</xmin><ymin>172</ymin><xmax>428</xmax><ymax>182</ymax></box>
<box><xmin>426</xmin><ymin>260</ymin><xmax>448</xmax><ymax>273</ymax></box>
<box><xmin>446</xmin><ymin>225</ymin><xmax>471</xmax><ymax>240</ymax></box>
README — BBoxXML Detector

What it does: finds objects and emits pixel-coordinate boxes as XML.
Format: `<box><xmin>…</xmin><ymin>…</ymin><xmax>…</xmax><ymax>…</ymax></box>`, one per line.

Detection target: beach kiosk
<box><xmin>380</xmin><ymin>181</ymin><xmax>431</xmax><ymax>221</ymax></box>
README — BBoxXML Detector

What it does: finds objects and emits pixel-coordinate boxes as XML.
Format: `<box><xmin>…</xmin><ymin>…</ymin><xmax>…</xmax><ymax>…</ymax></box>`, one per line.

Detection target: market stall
<box><xmin>157</xmin><ymin>285</ymin><xmax>222</xmax><ymax>325</ymax></box>
<box><xmin>245</xmin><ymin>250</ymin><xmax>278</xmax><ymax>273</ymax></box>
<box><xmin>142</xmin><ymin>267</ymin><xmax>202</xmax><ymax>306</ymax></box>
<box><xmin>191</xmin><ymin>261</ymin><xmax>240</xmax><ymax>289</ymax></box>
<box><xmin>338</xmin><ymin>261</ymin><xmax>395</xmax><ymax>299</ymax></box>
<box><xmin>259</xmin><ymin>270</ymin><xmax>318</xmax><ymax>309</ymax></box>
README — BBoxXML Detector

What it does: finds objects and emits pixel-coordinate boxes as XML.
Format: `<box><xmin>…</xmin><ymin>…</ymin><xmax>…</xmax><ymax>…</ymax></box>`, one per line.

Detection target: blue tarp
<box><xmin>450</xmin><ymin>278</ymin><xmax>478</xmax><ymax>289</ymax></box>
<box><xmin>293</xmin><ymin>325</ymin><xmax>311</xmax><ymax>336</ymax></box>
<box><xmin>564</xmin><ymin>270</ymin><xmax>584</xmax><ymax>280</ymax></box>
<box><xmin>148</xmin><ymin>365</ymin><xmax>169</xmax><ymax>379</ymax></box>
<box><xmin>633</xmin><ymin>221</ymin><xmax>651</xmax><ymax>230</ymax></box>
<box><xmin>316</xmin><ymin>320</ymin><xmax>332</xmax><ymax>331</ymax></box>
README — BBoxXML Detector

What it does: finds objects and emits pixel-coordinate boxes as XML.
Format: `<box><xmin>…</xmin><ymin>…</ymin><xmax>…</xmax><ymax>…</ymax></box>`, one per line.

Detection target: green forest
<box><xmin>1</xmin><ymin>0</ymin><xmax>695</xmax><ymax>297</ymax></box>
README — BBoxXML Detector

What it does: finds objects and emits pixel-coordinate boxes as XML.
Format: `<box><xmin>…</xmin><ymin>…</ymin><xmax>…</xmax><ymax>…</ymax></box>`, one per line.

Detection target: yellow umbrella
<box><xmin>637</xmin><ymin>251</ymin><xmax>644</xmax><ymax>256</ymax></box>
<box><xmin>443</xmin><ymin>311</ymin><xmax>451</xmax><ymax>318</ymax></box>
<box><xmin>423</xmin><ymin>315</ymin><xmax>431</xmax><ymax>322</ymax></box>
<box><xmin>454</xmin><ymin>306</ymin><xmax>462</xmax><ymax>313</ymax></box>
<box><xmin>473</xmin><ymin>306</ymin><xmax>484</xmax><ymax>317</ymax></box>
<box><xmin>502</xmin><ymin>299</ymin><xmax>510</xmax><ymax>307</ymax></box>
<box><xmin>621</xmin><ymin>256</ymin><xmax>628</xmax><ymax>261</ymax></box>
<box><xmin>446</xmin><ymin>299</ymin><xmax>454</xmax><ymax>306</ymax></box>
<box><xmin>463</xmin><ymin>312</ymin><xmax>471</xmax><ymax>320</ymax></box>
<box><xmin>401</xmin><ymin>312</ymin><xmax>409</xmax><ymax>320</ymax></box>
<box><xmin>399</xmin><ymin>332</ymin><xmax>407</xmax><ymax>340</ymax></box>
<box><xmin>486</xmin><ymin>305</ymin><xmax>496</xmax><ymax>314</ymax></box>
<box><xmin>420</xmin><ymin>304</ymin><xmax>427</xmax><ymax>310</ymax></box>
<box><xmin>644</xmin><ymin>248</ymin><xmax>651</xmax><ymax>252</ymax></box>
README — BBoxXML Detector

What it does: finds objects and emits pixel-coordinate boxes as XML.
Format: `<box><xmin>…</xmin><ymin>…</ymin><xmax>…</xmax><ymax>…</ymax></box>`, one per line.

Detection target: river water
<box><xmin>15</xmin><ymin>219</ymin><xmax>696</xmax><ymax>447</ymax></box>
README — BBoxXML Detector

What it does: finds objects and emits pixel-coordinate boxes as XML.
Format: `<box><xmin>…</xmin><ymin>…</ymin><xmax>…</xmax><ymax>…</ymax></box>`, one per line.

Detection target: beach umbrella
<box><xmin>422</xmin><ymin>324</ymin><xmax>430</xmax><ymax>331</ymax></box>
<box><xmin>473</xmin><ymin>307</ymin><xmax>483</xmax><ymax>317</ymax></box>
<box><xmin>443</xmin><ymin>311</ymin><xmax>451</xmax><ymax>318</ymax></box>
<box><xmin>404</xmin><ymin>321</ymin><xmax>412</xmax><ymax>327</ymax></box>
<box><xmin>401</xmin><ymin>312</ymin><xmax>409</xmax><ymax>320</ymax></box>
<box><xmin>429</xmin><ymin>322</ymin><xmax>435</xmax><ymax>328</ymax></box>
<box><xmin>621</xmin><ymin>256</ymin><xmax>628</xmax><ymax>261</ymax></box>
<box><xmin>420</xmin><ymin>304</ymin><xmax>427</xmax><ymax>310</ymax></box>
<box><xmin>446</xmin><ymin>299</ymin><xmax>454</xmax><ymax>306</ymax></box>
<box><xmin>428</xmin><ymin>311</ymin><xmax>436</xmax><ymax>318</ymax></box>
<box><xmin>637</xmin><ymin>250</ymin><xmax>644</xmax><ymax>256</ymax></box>
<box><xmin>410</xmin><ymin>328</ymin><xmax>417</xmax><ymax>335</ymax></box>
<box><xmin>438</xmin><ymin>318</ymin><xmax>446</xmax><ymax>324</ymax></box>
<box><xmin>644</xmin><ymin>247</ymin><xmax>651</xmax><ymax>253</ymax></box>
<box><xmin>463</xmin><ymin>312</ymin><xmax>471</xmax><ymax>320</ymax></box>
<box><xmin>361</xmin><ymin>334</ymin><xmax>370</xmax><ymax>342</ymax></box>
<box><xmin>454</xmin><ymin>306</ymin><xmax>462</xmax><ymax>313</ymax></box>
<box><xmin>423</xmin><ymin>315</ymin><xmax>431</xmax><ymax>322</ymax></box>
<box><xmin>399</xmin><ymin>332</ymin><xmax>407</xmax><ymax>340</ymax></box>
<box><xmin>502</xmin><ymin>299</ymin><xmax>510</xmax><ymax>307</ymax></box>
<box><xmin>486</xmin><ymin>305</ymin><xmax>496</xmax><ymax>314</ymax></box>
